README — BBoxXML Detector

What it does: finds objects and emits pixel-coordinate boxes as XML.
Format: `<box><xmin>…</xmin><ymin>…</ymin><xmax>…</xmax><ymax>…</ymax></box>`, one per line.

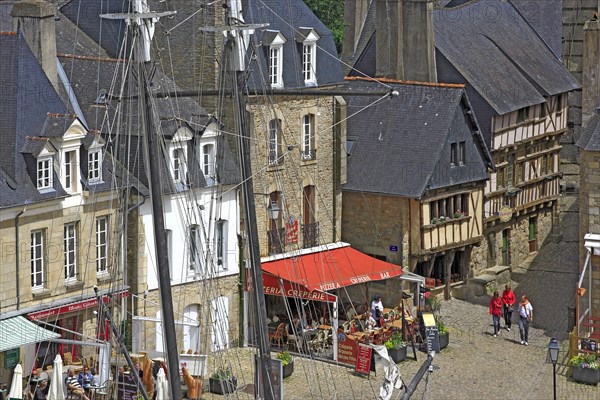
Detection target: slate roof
<box><xmin>434</xmin><ymin>0</ymin><xmax>579</xmax><ymax>115</ymax></box>
<box><xmin>243</xmin><ymin>0</ymin><xmax>344</xmax><ymax>90</ymax></box>
<box><xmin>577</xmin><ymin>112</ymin><xmax>600</xmax><ymax>151</ymax></box>
<box><xmin>0</xmin><ymin>32</ymin><xmax>70</xmax><ymax>208</ymax></box>
<box><xmin>0</xmin><ymin>27</ymin><xmax>147</xmax><ymax>208</ymax></box>
<box><xmin>342</xmin><ymin>78</ymin><xmax>491</xmax><ymax>198</ymax></box>
<box><xmin>347</xmin><ymin>0</ymin><xmax>579</xmax><ymax>116</ymax></box>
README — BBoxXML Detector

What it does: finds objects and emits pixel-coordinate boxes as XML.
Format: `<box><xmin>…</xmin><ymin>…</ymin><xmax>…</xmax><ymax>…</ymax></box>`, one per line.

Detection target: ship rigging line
<box><xmin>111</xmin><ymin>87</ymin><xmax>399</xmax><ymax>100</ymax></box>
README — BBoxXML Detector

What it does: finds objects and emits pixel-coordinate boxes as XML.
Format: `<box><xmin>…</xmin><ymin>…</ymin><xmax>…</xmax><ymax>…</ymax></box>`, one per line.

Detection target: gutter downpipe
<box><xmin>15</xmin><ymin>206</ymin><xmax>26</xmax><ymax>310</ymax></box>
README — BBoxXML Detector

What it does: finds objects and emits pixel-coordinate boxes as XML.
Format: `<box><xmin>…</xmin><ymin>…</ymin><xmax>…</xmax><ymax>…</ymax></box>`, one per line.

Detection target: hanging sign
<box><xmin>285</xmin><ymin>216</ymin><xmax>298</xmax><ymax>244</ymax></box>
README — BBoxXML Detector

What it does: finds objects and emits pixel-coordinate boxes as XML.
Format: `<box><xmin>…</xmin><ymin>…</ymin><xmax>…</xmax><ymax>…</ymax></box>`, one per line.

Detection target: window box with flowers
<box><xmin>453</xmin><ymin>210</ymin><xmax>467</xmax><ymax>219</ymax></box>
<box><xmin>570</xmin><ymin>353</ymin><xmax>600</xmax><ymax>385</ymax></box>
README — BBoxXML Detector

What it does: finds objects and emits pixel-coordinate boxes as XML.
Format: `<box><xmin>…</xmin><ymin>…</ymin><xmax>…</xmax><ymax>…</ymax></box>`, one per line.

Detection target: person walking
<box><xmin>489</xmin><ymin>291</ymin><xmax>503</xmax><ymax>337</ymax></box>
<box><xmin>502</xmin><ymin>284</ymin><xmax>516</xmax><ymax>331</ymax></box>
<box><xmin>518</xmin><ymin>295</ymin><xmax>533</xmax><ymax>346</ymax></box>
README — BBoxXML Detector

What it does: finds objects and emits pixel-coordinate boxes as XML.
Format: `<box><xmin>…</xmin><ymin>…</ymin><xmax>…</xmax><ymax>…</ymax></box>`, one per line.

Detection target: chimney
<box><xmin>375</xmin><ymin>0</ymin><xmax>436</xmax><ymax>82</ymax></box>
<box><xmin>583</xmin><ymin>15</ymin><xmax>600</xmax><ymax>126</ymax></box>
<box><xmin>342</xmin><ymin>0</ymin><xmax>370</xmax><ymax>61</ymax></box>
<box><xmin>12</xmin><ymin>0</ymin><xmax>58</xmax><ymax>91</ymax></box>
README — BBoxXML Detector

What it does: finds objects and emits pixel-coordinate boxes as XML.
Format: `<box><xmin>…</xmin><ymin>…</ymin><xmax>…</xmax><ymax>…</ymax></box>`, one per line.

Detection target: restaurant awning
<box><xmin>261</xmin><ymin>242</ymin><xmax>403</xmax><ymax>293</ymax></box>
<box><xmin>263</xmin><ymin>272</ymin><xmax>338</xmax><ymax>303</ymax></box>
<box><xmin>0</xmin><ymin>316</ymin><xmax>61</xmax><ymax>352</ymax></box>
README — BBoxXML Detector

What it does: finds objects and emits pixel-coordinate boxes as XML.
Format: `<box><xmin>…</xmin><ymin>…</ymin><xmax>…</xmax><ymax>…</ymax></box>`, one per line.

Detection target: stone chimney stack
<box><xmin>342</xmin><ymin>0</ymin><xmax>370</xmax><ymax>62</ymax></box>
<box><xmin>375</xmin><ymin>0</ymin><xmax>436</xmax><ymax>82</ymax></box>
<box><xmin>583</xmin><ymin>11</ymin><xmax>600</xmax><ymax>127</ymax></box>
<box><xmin>12</xmin><ymin>0</ymin><xmax>58</xmax><ymax>91</ymax></box>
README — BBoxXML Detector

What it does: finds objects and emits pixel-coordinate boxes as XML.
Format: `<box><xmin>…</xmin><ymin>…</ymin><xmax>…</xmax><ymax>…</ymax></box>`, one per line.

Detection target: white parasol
<box><xmin>47</xmin><ymin>355</ymin><xmax>65</xmax><ymax>400</ymax></box>
<box><xmin>155</xmin><ymin>367</ymin><xmax>170</xmax><ymax>400</ymax></box>
<box><xmin>7</xmin><ymin>363</ymin><xmax>23</xmax><ymax>400</ymax></box>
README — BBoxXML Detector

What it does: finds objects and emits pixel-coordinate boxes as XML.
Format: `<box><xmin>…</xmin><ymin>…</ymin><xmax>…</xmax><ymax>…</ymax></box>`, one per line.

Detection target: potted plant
<box><xmin>438</xmin><ymin>320</ymin><xmax>449</xmax><ymax>350</ymax></box>
<box><xmin>570</xmin><ymin>353</ymin><xmax>600</xmax><ymax>385</ymax></box>
<box><xmin>276</xmin><ymin>350</ymin><xmax>294</xmax><ymax>378</ymax></box>
<box><xmin>209</xmin><ymin>366</ymin><xmax>237</xmax><ymax>395</ymax></box>
<box><xmin>384</xmin><ymin>331</ymin><xmax>407</xmax><ymax>363</ymax></box>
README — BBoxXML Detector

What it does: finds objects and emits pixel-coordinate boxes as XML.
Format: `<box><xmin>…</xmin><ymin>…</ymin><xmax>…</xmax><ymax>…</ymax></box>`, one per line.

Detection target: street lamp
<box><xmin>548</xmin><ymin>338</ymin><xmax>560</xmax><ymax>400</ymax></box>
<box><xmin>267</xmin><ymin>201</ymin><xmax>280</xmax><ymax>220</ymax></box>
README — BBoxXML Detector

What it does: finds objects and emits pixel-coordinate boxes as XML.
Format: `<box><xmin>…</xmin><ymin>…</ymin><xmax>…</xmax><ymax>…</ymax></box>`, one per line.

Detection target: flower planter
<box><xmin>282</xmin><ymin>359</ymin><xmax>294</xmax><ymax>378</ymax></box>
<box><xmin>388</xmin><ymin>347</ymin><xmax>407</xmax><ymax>363</ymax></box>
<box><xmin>439</xmin><ymin>333</ymin><xmax>449</xmax><ymax>350</ymax></box>
<box><xmin>572</xmin><ymin>366</ymin><xmax>600</xmax><ymax>385</ymax></box>
<box><xmin>209</xmin><ymin>376</ymin><xmax>237</xmax><ymax>395</ymax></box>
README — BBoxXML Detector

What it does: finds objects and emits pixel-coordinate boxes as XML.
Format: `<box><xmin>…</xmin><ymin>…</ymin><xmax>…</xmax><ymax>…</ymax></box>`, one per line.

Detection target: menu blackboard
<box><xmin>355</xmin><ymin>344</ymin><xmax>373</xmax><ymax>376</ymax></box>
<box><xmin>426</xmin><ymin>325</ymin><xmax>440</xmax><ymax>354</ymax></box>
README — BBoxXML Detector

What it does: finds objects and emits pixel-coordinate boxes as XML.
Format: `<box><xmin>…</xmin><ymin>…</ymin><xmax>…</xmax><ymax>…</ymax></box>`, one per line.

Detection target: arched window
<box><xmin>183</xmin><ymin>304</ymin><xmax>200</xmax><ymax>352</ymax></box>
<box><xmin>211</xmin><ymin>296</ymin><xmax>229</xmax><ymax>351</ymax></box>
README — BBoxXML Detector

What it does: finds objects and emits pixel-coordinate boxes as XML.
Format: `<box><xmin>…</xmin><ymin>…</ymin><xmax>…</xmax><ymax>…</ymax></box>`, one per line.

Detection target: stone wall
<box><xmin>471</xmin><ymin>204</ymin><xmax>557</xmax><ymax>276</ymax></box>
<box><xmin>341</xmin><ymin>192</ymin><xmax>410</xmax><ymax>268</ymax></box>
<box><xmin>137</xmin><ymin>274</ymin><xmax>240</xmax><ymax>355</ymax></box>
<box><xmin>247</xmin><ymin>96</ymin><xmax>338</xmax><ymax>256</ymax></box>
<box><xmin>579</xmin><ymin>150</ymin><xmax>600</xmax><ymax>253</ymax></box>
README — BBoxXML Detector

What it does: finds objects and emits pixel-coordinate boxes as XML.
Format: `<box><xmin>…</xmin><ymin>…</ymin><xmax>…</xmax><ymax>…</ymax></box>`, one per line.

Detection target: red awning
<box><xmin>261</xmin><ymin>245</ymin><xmax>403</xmax><ymax>293</ymax></box>
<box><xmin>262</xmin><ymin>273</ymin><xmax>337</xmax><ymax>303</ymax></box>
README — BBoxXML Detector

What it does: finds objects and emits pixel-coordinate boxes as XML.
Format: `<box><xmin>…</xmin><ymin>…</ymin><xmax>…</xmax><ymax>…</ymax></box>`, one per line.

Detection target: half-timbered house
<box><xmin>343</xmin><ymin>0</ymin><xmax>580</xmax><ymax>275</ymax></box>
<box><xmin>341</xmin><ymin>78</ymin><xmax>493</xmax><ymax>298</ymax></box>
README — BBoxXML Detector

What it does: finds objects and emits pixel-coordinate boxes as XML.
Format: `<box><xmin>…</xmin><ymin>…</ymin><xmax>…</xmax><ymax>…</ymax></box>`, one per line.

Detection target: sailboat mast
<box><xmin>103</xmin><ymin>2</ymin><xmax>180</xmax><ymax>399</ymax></box>
<box><xmin>225</xmin><ymin>0</ymin><xmax>275</xmax><ymax>398</ymax></box>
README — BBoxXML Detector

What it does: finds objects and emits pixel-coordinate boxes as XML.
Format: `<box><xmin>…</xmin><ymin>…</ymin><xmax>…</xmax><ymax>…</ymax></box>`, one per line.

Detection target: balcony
<box><xmin>301</xmin><ymin>222</ymin><xmax>319</xmax><ymax>248</ymax></box>
<box><xmin>267</xmin><ymin>227</ymin><xmax>286</xmax><ymax>255</ymax></box>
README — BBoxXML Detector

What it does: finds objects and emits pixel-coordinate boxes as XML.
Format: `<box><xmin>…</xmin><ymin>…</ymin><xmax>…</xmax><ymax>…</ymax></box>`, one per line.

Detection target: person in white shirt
<box><xmin>518</xmin><ymin>295</ymin><xmax>533</xmax><ymax>346</ymax></box>
<box><xmin>371</xmin><ymin>296</ymin><xmax>384</xmax><ymax>327</ymax></box>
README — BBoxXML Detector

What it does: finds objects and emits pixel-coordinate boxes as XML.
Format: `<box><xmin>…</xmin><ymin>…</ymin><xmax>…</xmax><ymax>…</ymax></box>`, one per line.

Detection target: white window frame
<box><xmin>31</xmin><ymin>230</ymin><xmax>45</xmax><ymax>289</ymax></box>
<box><xmin>269</xmin><ymin>45</ymin><xmax>283</xmax><ymax>88</ymax></box>
<box><xmin>96</xmin><ymin>216</ymin><xmax>109</xmax><ymax>274</ymax></box>
<box><xmin>88</xmin><ymin>149</ymin><xmax>102</xmax><ymax>183</ymax></box>
<box><xmin>302</xmin><ymin>114</ymin><xmax>315</xmax><ymax>160</ymax></box>
<box><xmin>37</xmin><ymin>156</ymin><xmax>53</xmax><ymax>189</ymax></box>
<box><xmin>211</xmin><ymin>296</ymin><xmax>230</xmax><ymax>351</ymax></box>
<box><xmin>215</xmin><ymin>220</ymin><xmax>227</xmax><ymax>269</ymax></box>
<box><xmin>268</xmin><ymin>119</ymin><xmax>282</xmax><ymax>165</ymax></box>
<box><xmin>63</xmin><ymin>150</ymin><xmax>77</xmax><ymax>191</ymax></box>
<box><xmin>202</xmin><ymin>143</ymin><xmax>215</xmax><ymax>178</ymax></box>
<box><xmin>189</xmin><ymin>225</ymin><xmax>201</xmax><ymax>275</ymax></box>
<box><xmin>173</xmin><ymin>148</ymin><xmax>184</xmax><ymax>183</ymax></box>
<box><xmin>183</xmin><ymin>304</ymin><xmax>200</xmax><ymax>352</ymax></box>
<box><xmin>302</xmin><ymin>42</ymin><xmax>317</xmax><ymax>86</ymax></box>
<box><xmin>64</xmin><ymin>222</ymin><xmax>78</xmax><ymax>282</ymax></box>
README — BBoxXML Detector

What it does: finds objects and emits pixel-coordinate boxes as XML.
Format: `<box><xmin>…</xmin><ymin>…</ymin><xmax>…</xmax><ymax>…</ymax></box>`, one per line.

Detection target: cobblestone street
<box><xmin>200</xmin><ymin>192</ymin><xmax>600</xmax><ymax>399</ymax></box>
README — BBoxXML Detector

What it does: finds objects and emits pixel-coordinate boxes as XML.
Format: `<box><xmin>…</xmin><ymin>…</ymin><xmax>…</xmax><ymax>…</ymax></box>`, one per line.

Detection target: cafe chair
<box><xmin>269</xmin><ymin>323</ymin><xmax>286</xmax><ymax>348</ymax></box>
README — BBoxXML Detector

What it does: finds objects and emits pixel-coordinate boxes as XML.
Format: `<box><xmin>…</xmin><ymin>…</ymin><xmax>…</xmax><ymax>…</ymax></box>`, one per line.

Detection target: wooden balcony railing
<box><xmin>421</xmin><ymin>216</ymin><xmax>479</xmax><ymax>252</ymax></box>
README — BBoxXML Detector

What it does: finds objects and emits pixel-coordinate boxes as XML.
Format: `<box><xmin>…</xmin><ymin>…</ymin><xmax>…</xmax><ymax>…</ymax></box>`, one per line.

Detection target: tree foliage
<box><xmin>303</xmin><ymin>0</ymin><xmax>344</xmax><ymax>53</ymax></box>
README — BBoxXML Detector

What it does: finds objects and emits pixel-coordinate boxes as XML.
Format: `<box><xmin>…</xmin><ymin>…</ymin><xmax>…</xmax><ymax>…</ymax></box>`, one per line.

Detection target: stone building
<box><xmin>343</xmin><ymin>0</ymin><xmax>580</xmax><ymax>280</ymax></box>
<box><xmin>341</xmin><ymin>78</ymin><xmax>493</xmax><ymax>300</ymax></box>
<box><xmin>0</xmin><ymin>2</ymin><xmax>137</xmax><ymax>381</ymax></box>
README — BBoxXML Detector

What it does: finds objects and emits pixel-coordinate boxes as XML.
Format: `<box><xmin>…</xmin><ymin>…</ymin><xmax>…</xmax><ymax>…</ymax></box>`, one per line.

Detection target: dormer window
<box><xmin>297</xmin><ymin>28</ymin><xmax>319</xmax><ymax>86</ymax></box>
<box><xmin>64</xmin><ymin>150</ymin><xmax>76</xmax><ymax>191</ymax></box>
<box><xmin>264</xmin><ymin>31</ymin><xmax>287</xmax><ymax>89</ymax></box>
<box><xmin>88</xmin><ymin>149</ymin><xmax>102</xmax><ymax>182</ymax></box>
<box><xmin>202</xmin><ymin>144</ymin><xmax>215</xmax><ymax>178</ymax></box>
<box><xmin>173</xmin><ymin>148</ymin><xmax>184</xmax><ymax>182</ymax></box>
<box><xmin>170</xmin><ymin>128</ymin><xmax>193</xmax><ymax>190</ymax></box>
<box><xmin>37</xmin><ymin>156</ymin><xmax>53</xmax><ymax>189</ymax></box>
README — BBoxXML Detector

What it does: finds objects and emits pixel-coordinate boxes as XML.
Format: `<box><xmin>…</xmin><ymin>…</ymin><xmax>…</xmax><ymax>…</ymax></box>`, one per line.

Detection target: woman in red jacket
<box><xmin>502</xmin><ymin>284</ymin><xmax>516</xmax><ymax>331</ymax></box>
<box><xmin>489</xmin><ymin>291</ymin><xmax>503</xmax><ymax>337</ymax></box>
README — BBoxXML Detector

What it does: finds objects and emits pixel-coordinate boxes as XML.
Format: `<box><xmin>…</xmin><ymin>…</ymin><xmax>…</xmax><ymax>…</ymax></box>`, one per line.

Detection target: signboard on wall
<box><xmin>4</xmin><ymin>348</ymin><xmax>19</xmax><ymax>369</ymax></box>
<box><xmin>424</xmin><ymin>278</ymin><xmax>436</xmax><ymax>289</ymax></box>
<box><xmin>285</xmin><ymin>217</ymin><xmax>298</xmax><ymax>244</ymax></box>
